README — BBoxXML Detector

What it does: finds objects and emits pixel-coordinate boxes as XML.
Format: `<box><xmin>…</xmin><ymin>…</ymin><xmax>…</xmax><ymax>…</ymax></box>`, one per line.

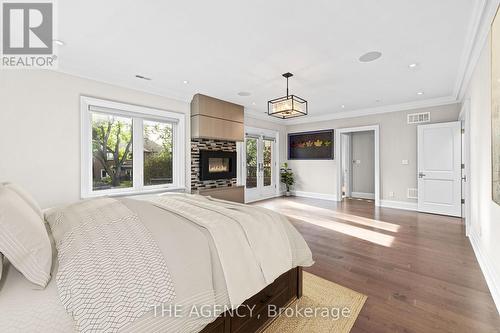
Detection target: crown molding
<box><xmin>244</xmin><ymin>108</ymin><xmax>287</xmax><ymax>125</ymax></box>
<box><xmin>277</xmin><ymin>95</ymin><xmax>458</xmax><ymax>126</ymax></box>
<box><xmin>53</xmin><ymin>69</ymin><xmax>192</xmax><ymax>107</ymax></box>
<box><xmin>456</xmin><ymin>0</ymin><xmax>500</xmax><ymax>100</ymax></box>
<box><xmin>453</xmin><ymin>0</ymin><xmax>488</xmax><ymax>99</ymax></box>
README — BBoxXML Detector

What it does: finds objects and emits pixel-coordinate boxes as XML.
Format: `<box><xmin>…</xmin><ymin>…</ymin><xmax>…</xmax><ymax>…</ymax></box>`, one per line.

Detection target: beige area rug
<box><xmin>264</xmin><ymin>272</ymin><xmax>367</xmax><ymax>333</ymax></box>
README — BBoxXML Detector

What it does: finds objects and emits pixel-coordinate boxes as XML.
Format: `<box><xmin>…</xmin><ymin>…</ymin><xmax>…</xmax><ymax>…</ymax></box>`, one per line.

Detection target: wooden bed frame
<box><xmin>200</xmin><ymin>267</ymin><xmax>303</xmax><ymax>333</ymax></box>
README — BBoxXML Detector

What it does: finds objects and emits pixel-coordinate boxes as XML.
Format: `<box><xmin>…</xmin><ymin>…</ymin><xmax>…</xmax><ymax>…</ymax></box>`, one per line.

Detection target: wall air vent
<box><xmin>407</xmin><ymin>188</ymin><xmax>418</xmax><ymax>199</ymax></box>
<box><xmin>407</xmin><ymin>112</ymin><xmax>430</xmax><ymax>124</ymax></box>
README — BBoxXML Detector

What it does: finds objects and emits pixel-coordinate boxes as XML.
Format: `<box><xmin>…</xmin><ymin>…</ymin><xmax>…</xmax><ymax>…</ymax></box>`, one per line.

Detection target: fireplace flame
<box><xmin>206</xmin><ymin>157</ymin><xmax>230</xmax><ymax>174</ymax></box>
<box><xmin>209</xmin><ymin>164</ymin><xmax>229</xmax><ymax>173</ymax></box>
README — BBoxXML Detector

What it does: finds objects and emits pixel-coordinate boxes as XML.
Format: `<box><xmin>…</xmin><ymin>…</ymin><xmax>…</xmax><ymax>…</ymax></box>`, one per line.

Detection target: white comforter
<box><xmin>0</xmin><ymin>194</ymin><xmax>314</xmax><ymax>333</ymax></box>
<box><xmin>150</xmin><ymin>194</ymin><xmax>294</xmax><ymax>308</ymax></box>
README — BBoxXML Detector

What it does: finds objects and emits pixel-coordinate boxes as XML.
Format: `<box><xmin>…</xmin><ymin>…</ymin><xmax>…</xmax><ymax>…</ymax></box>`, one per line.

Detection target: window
<box><xmin>92</xmin><ymin>113</ymin><xmax>133</xmax><ymax>191</ymax></box>
<box><xmin>81</xmin><ymin>97</ymin><xmax>185</xmax><ymax>198</ymax></box>
<box><xmin>143</xmin><ymin>120</ymin><xmax>173</xmax><ymax>186</ymax></box>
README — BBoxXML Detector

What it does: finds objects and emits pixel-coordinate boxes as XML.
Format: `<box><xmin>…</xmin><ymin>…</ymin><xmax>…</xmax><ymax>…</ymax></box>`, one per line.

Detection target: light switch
<box><xmin>389</xmin><ymin>191</ymin><xmax>395</xmax><ymax>197</ymax></box>
<box><xmin>402</xmin><ymin>159</ymin><xmax>409</xmax><ymax>165</ymax></box>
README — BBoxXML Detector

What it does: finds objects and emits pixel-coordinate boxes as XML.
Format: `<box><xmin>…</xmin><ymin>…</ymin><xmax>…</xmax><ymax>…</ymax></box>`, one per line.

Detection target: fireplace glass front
<box><xmin>199</xmin><ymin>150</ymin><xmax>237</xmax><ymax>181</ymax></box>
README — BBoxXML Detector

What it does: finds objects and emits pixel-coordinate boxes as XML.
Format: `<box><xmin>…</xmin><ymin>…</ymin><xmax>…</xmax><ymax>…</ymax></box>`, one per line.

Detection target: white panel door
<box><xmin>417</xmin><ymin>121</ymin><xmax>461</xmax><ymax>217</ymax></box>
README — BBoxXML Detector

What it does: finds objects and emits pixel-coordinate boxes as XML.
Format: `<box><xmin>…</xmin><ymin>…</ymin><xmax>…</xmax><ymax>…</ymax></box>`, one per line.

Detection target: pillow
<box><xmin>2</xmin><ymin>182</ymin><xmax>43</xmax><ymax>219</ymax></box>
<box><xmin>0</xmin><ymin>186</ymin><xmax>52</xmax><ymax>287</ymax></box>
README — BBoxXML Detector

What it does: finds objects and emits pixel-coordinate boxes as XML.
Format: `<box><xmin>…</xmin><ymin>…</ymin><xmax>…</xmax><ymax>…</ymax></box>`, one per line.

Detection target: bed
<box><xmin>0</xmin><ymin>191</ymin><xmax>313</xmax><ymax>333</ymax></box>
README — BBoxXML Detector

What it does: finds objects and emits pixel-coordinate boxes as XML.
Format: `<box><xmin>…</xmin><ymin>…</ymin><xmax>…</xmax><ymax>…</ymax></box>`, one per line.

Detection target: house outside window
<box><xmin>100</xmin><ymin>169</ymin><xmax>108</xmax><ymax>179</ymax></box>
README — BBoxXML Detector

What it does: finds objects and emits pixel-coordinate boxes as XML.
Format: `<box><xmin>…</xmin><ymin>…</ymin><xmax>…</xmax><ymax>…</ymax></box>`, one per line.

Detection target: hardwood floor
<box><xmin>253</xmin><ymin>196</ymin><xmax>500</xmax><ymax>333</ymax></box>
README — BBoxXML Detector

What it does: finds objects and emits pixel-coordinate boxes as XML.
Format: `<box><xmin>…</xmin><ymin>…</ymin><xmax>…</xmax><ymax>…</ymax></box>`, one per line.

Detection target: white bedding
<box><xmin>0</xmin><ymin>194</ymin><xmax>313</xmax><ymax>333</ymax></box>
<box><xmin>47</xmin><ymin>198</ymin><xmax>177</xmax><ymax>333</ymax></box>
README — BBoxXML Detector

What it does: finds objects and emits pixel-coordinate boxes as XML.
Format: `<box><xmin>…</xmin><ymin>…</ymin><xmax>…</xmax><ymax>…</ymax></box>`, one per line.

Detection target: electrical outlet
<box><xmin>389</xmin><ymin>191</ymin><xmax>395</xmax><ymax>197</ymax></box>
<box><xmin>402</xmin><ymin>159</ymin><xmax>409</xmax><ymax>165</ymax></box>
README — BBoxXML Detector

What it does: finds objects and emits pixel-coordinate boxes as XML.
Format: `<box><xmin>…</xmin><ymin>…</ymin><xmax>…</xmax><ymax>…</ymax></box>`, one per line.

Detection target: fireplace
<box><xmin>199</xmin><ymin>150</ymin><xmax>237</xmax><ymax>181</ymax></box>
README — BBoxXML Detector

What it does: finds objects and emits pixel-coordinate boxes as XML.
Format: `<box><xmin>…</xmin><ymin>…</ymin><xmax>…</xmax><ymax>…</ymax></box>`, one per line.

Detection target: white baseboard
<box><xmin>292</xmin><ymin>190</ymin><xmax>338</xmax><ymax>201</ymax></box>
<box><xmin>469</xmin><ymin>230</ymin><xmax>500</xmax><ymax>315</ymax></box>
<box><xmin>379</xmin><ymin>199</ymin><xmax>418</xmax><ymax>211</ymax></box>
<box><xmin>351</xmin><ymin>192</ymin><xmax>375</xmax><ymax>200</ymax></box>
<box><xmin>245</xmin><ymin>192</ymin><xmax>281</xmax><ymax>204</ymax></box>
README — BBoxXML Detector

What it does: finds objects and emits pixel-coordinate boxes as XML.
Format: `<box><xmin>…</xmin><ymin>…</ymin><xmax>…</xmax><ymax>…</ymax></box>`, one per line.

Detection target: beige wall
<box><xmin>351</xmin><ymin>131</ymin><xmax>375</xmax><ymax>195</ymax></box>
<box><xmin>465</xmin><ymin>31</ymin><xmax>500</xmax><ymax>310</ymax></box>
<box><xmin>0</xmin><ymin>70</ymin><xmax>190</xmax><ymax>208</ymax></box>
<box><xmin>286</xmin><ymin>104</ymin><xmax>460</xmax><ymax>202</ymax></box>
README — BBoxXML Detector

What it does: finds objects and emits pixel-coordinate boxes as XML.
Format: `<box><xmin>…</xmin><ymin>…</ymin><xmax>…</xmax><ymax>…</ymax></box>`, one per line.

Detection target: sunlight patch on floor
<box><xmin>286</xmin><ymin>213</ymin><xmax>395</xmax><ymax>247</ymax></box>
<box><xmin>280</xmin><ymin>200</ymin><xmax>400</xmax><ymax>233</ymax></box>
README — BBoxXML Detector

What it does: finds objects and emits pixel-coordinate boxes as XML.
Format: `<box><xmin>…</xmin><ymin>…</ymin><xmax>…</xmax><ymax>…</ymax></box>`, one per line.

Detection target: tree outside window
<box><xmin>92</xmin><ymin>113</ymin><xmax>133</xmax><ymax>191</ymax></box>
<box><xmin>143</xmin><ymin>120</ymin><xmax>173</xmax><ymax>186</ymax></box>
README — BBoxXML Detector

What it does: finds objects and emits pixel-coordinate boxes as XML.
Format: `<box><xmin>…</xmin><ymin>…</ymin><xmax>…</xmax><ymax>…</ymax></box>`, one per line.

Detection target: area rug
<box><xmin>263</xmin><ymin>271</ymin><xmax>367</xmax><ymax>333</ymax></box>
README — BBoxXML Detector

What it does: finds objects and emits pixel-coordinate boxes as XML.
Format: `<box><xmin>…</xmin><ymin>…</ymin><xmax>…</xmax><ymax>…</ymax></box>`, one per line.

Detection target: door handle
<box><xmin>418</xmin><ymin>172</ymin><xmax>426</xmax><ymax>178</ymax></box>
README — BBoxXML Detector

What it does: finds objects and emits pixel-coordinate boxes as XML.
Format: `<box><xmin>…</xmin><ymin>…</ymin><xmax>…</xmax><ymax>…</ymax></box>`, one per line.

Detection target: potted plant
<box><xmin>280</xmin><ymin>163</ymin><xmax>295</xmax><ymax>196</ymax></box>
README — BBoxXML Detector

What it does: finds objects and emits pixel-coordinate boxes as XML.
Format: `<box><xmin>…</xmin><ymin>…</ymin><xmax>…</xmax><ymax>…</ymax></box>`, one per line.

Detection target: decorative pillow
<box><xmin>2</xmin><ymin>182</ymin><xmax>43</xmax><ymax>219</ymax></box>
<box><xmin>0</xmin><ymin>186</ymin><xmax>52</xmax><ymax>287</ymax></box>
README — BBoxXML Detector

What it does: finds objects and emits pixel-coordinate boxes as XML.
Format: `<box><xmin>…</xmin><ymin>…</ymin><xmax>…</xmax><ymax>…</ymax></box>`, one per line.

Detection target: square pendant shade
<box><xmin>267</xmin><ymin>94</ymin><xmax>308</xmax><ymax>119</ymax></box>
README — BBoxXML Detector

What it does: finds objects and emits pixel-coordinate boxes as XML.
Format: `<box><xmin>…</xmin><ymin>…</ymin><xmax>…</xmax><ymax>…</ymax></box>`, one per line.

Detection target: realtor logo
<box><xmin>1</xmin><ymin>1</ymin><xmax>56</xmax><ymax>67</ymax></box>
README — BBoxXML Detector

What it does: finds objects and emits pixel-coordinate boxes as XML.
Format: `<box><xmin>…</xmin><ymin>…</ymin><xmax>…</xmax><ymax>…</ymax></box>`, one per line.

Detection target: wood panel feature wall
<box><xmin>191</xmin><ymin>94</ymin><xmax>244</xmax><ymax>142</ymax></box>
<box><xmin>198</xmin><ymin>185</ymin><xmax>245</xmax><ymax>203</ymax></box>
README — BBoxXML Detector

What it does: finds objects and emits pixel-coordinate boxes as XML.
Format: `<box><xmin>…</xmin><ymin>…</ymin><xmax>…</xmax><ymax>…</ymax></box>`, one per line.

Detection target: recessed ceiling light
<box><xmin>252</xmin><ymin>102</ymin><xmax>256</xmax><ymax>105</ymax></box>
<box><xmin>135</xmin><ymin>74</ymin><xmax>152</xmax><ymax>81</ymax></box>
<box><xmin>359</xmin><ymin>51</ymin><xmax>382</xmax><ymax>63</ymax></box>
<box><xmin>417</xmin><ymin>91</ymin><xmax>424</xmax><ymax>95</ymax></box>
<box><xmin>53</xmin><ymin>39</ymin><xmax>65</xmax><ymax>46</ymax></box>
<box><xmin>408</xmin><ymin>63</ymin><xmax>418</xmax><ymax>69</ymax></box>
<box><xmin>183</xmin><ymin>80</ymin><xmax>189</xmax><ymax>84</ymax></box>
<box><xmin>238</xmin><ymin>91</ymin><xmax>251</xmax><ymax>97</ymax></box>
<box><xmin>341</xmin><ymin>104</ymin><xmax>345</xmax><ymax>108</ymax></box>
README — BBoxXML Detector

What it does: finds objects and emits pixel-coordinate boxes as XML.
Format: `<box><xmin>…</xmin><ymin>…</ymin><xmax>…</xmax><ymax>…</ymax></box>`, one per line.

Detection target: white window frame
<box><xmin>80</xmin><ymin>96</ymin><xmax>186</xmax><ymax>198</ymax></box>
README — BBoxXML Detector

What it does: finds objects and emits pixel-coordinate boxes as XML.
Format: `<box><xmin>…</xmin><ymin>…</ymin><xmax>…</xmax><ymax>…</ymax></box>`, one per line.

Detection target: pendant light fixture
<box><xmin>268</xmin><ymin>72</ymin><xmax>308</xmax><ymax>119</ymax></box>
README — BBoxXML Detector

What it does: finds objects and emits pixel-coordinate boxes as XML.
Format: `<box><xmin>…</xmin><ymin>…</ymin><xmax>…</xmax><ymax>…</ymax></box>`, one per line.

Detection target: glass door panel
<box><xmin>246</xmin><ymin>138</ymin><xmax>258</xmax><ymax>189</ymax></box>
<box><xmin>263</xmin><ymin>139</ymin><xmax>273</xmax><ymax>187</ymax></box>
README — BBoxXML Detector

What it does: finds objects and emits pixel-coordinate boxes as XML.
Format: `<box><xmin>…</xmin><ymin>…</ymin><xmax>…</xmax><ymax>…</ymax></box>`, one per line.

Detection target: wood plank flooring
<box><xmin>253</xmin><ymin>196</ymin><xmax>500</xmax><ymax>333</ymax></box>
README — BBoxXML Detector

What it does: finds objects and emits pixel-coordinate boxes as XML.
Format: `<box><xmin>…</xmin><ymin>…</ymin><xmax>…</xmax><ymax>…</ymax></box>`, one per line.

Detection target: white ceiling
<box><xmin>56</xmin><ymin>0</ymin><xmax>480</xmax><ymax>121</ymax></box>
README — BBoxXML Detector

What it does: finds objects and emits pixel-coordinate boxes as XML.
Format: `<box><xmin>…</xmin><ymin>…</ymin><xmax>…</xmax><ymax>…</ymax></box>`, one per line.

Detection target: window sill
<box><xmin>81</xmin><ymin>186</ymin><xmax>188</xmax><ymax>200</ymax></box>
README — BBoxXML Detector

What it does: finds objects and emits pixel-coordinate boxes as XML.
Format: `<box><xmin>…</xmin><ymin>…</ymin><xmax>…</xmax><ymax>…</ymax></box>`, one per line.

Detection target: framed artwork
<box><xmin>492</xmin><ymin>7</ymin><xmax>500</xmax><ymax>205</ymax></box>
<box><xmin>288</xmin><ymin>130</ymin><xmax>334</xmax><ymax>160</ymax></box>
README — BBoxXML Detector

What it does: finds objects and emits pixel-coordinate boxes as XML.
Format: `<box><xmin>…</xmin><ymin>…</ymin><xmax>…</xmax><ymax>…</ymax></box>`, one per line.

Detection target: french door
<box><xmin>245</xmin><ymin>134</ymin><xmax>277</xmax><ymax>202</ymax></box>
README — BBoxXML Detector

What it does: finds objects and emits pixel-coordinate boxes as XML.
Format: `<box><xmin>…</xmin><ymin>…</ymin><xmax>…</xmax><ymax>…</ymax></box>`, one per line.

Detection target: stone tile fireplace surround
<box><xmin>191</xmin><ymin>138</ymin><xmax>237</xmax><ymax>192</ymax></box>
